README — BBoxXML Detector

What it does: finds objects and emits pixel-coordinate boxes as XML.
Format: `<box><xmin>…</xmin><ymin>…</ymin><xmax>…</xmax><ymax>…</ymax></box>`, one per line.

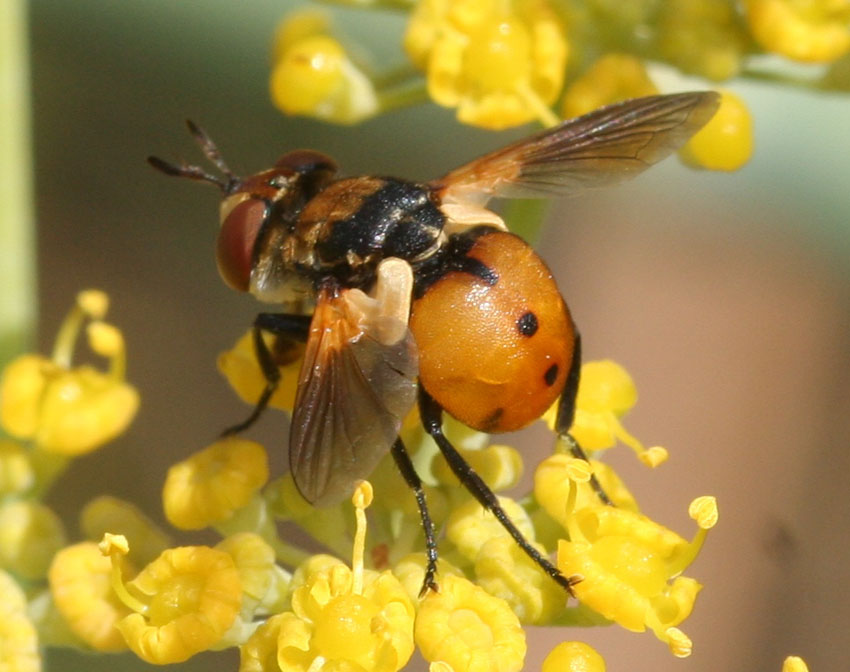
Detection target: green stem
<box><xmin>739</xmin><ymin>66</ymin><xmax>822</xmax><ymax>90</ymax></box>
<box><xmin>29</xmin><ymin>450</ymin><xmax>71</xmax><ymax>500</ymax></box>
<box><xmin>371</xmin><ymin>63</ymin><xmax>422</xmax><ymax>90</ymax></box>
<box><xmin>50</xmin><ymin>303</ymin><xmax>85</xmax><ymax>369</ymax></box>
<box><xmin>376</xmin><ymin>79</ymin><xmax>430</xmax><ymax>113</ymax></box>
<box><xmin>0</xmin><ymin>0</ymin><xmax>36</xmax><ymax>369</ymax></box>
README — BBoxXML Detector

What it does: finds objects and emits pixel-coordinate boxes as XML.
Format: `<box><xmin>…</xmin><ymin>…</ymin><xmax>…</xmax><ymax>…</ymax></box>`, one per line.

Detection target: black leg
<box><xmin>390</xmin><ymin>438</ymin><xmax>440</xmax><ymax>596</ymax></box>
<box><xmin>554</xmin><ymin>328</ymin><xmax>582</xmax><ymax>433</ymax></box>
<box><xmin>221</xmin><ymin>313</ymin><xmax>311</xmax><ymax>436</ymax></box>
<box><xmin>418</xmin><ymin>387</ymin><xmax>577</xmax><ymax>596</ymax></box>
<box><xmin>554</xmin><ymin>329</ymin><xmax>613</xmax><ymax>506</ymax></box>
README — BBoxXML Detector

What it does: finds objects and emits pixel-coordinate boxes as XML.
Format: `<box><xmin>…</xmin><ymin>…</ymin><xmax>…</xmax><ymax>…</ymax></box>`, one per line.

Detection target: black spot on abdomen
<box><xmin>481</xmin><ymin>407</ymin><xmax>504</xmax><ymax>432</ymax></box>
<box><xmin>517</xmin><ymin>311</ymin><xmax>538</xmax><ymax>336</ymax></box>
<box><xmin>544</xmin><ymin>363</ymin><xmax>559</xmax><ymax>387</ymax></box>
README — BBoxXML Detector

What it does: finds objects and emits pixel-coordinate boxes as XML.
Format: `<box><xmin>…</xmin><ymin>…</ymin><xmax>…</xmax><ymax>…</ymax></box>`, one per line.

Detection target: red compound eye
<box><xmin>216</xmin><ymin>198</ymin><xmax>267</xmax><ymax>292</ymax></box>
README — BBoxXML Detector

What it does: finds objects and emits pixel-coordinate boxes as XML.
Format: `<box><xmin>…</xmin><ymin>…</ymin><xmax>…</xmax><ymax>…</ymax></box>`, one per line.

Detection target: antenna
<box><xmin>147</xmin><ymin>120</ymin><xmax>239</xmax><ymax>193</ymax></box>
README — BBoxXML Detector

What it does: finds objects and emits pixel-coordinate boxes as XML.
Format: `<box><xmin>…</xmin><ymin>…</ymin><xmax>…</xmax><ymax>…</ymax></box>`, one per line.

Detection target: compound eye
<box><xmin>216</xmin><ymin>197</ymin><xmax>268</xmax><ymax>292</ymax></box>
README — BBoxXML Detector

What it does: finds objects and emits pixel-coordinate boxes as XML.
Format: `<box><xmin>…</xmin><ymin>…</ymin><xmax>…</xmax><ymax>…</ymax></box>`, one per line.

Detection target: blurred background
<box><xmin>18</xmin><ymin>0</ymin><xmax>850</xmax><ymax>670</ymax></box>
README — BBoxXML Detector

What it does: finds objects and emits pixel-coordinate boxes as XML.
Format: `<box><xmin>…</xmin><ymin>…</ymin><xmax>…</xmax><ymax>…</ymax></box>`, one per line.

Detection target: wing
<box><xmin>289</xmin><ymin>282</ymin><xmax>418</xmax><ymax>506</ymax></box>
<box><xmin>432</xmin><ymin>92</ymin><xmax>720</xmax><ymax>206</ymax></box>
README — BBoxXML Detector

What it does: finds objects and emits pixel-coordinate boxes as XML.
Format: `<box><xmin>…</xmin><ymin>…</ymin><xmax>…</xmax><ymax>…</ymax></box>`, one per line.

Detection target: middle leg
<box><xmin>390</xmin><ymin>438</ymin><xmax>439</xmax><ymax>596</ymax></box>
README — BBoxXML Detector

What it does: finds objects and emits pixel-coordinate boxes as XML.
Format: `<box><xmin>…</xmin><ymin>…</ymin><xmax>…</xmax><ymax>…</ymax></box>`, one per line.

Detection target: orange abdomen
<box><xmin>410</xmin><ymin>230</ymin><xmax>574</xmax><ymax>433</ymax></box>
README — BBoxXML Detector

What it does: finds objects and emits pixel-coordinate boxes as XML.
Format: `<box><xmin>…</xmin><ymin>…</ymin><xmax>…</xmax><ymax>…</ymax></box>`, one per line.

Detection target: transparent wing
<box><xmin>289</xmin><ymin>284</ymin><xmax>418</xmax><ymax>506</ymax></box>
<box><xmin>433</xmin><ymin>92</ymin><xmax>720</xmax><ymax>206</ymax></box>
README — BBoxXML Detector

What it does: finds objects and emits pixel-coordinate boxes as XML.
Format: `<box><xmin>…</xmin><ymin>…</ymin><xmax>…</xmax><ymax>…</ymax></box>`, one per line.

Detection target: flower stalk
<box><xmin>0</xmin><ymin>0</ymin><xmax>36</xmax><ymax>369</ymax></box>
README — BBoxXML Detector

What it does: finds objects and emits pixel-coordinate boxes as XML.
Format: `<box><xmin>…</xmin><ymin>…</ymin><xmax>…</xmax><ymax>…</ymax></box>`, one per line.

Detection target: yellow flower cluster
<box><xmin>4</xmin><ymin>291</ymin><xmax>815</xmax><ymax>672</ymax></box>
<box><xmin>0</xmin><ymin>291</ymin><xmax>144</xmax><ymax>664</ymax></box>
<box><xmin>263</xmin><ymin>1</ymin><xmax>831</xmax><ymax>172</ymax></box>
<box><xmin>240</xmin><ymin>483</ymin><xmax>416</xmax><ymax>672</ymax></box>
<box><xmin>158</xmin><ymin>334</ymin><xmax>715</xmax><ymax>669</ymax></box>
<box><xmin>1</xmin><ymin>290</ymin><xmax>138</xmax><ymax>457</ymax></box>
<box><xmin>404</xmin><ymin>0</ymin><xmax>568</xmax><ymax>129</ymax></box>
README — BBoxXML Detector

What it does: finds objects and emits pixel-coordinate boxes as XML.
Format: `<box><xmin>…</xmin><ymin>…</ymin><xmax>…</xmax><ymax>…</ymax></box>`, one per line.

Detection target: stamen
<box><xmin>98</xmin><ymin>534</ymin><xmax>148</xmax><ymax>615</ymax></box>
<box><xmin>351</xmin><ymin>481</ymin><xmax>373</xmax><ymax>596</ymax></box>
<box><xmin>51</xmin><ymin>291</ymin><xmax>106</xmax><ymax>368</ymax></box>
<box><xmin>665</xmin><ymin>627</ymin><xmax>692</xmax><ymax>658</ymax></box>
<box><xmin>87</xmin><ymin>322</ymin><xmax>126</xmax><ymax>379</ymax></box>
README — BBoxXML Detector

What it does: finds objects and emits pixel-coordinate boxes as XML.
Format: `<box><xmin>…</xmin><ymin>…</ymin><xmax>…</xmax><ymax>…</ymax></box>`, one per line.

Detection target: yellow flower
<box><xmin>287</xmin><ymin>553</ymin><xmax>347</xmax><ymax>593</ymax></box>
<box><xmin>80</xmin><ymin>495</ymin><xmax>172</xmax><ymax>568</ymax></box>
<box><xmin>535</xmin><ymin>455</ymin><xmax>639</xmax><ymax>531</ymax></box>
<box><xmin>0</xmin><ymin>355</ymin><xmax>46</xmax><ymax>439</ymax></box>
<box><xmin>405</xmin><ymin>0</ymin><xmax>568</xmax><ymax>129</ymax></box>
<box><xmin>473</xmin><ymin>536</ymin><xmax>565</xmax><ymax>624</ymax></box>
<box><xmin>216</xmin><ymin>532</ymin><xmax>290</xmax><ymax>617</ymax></box>
<box><xmin>745</xmin><ymin>0</ymin><xmax>850</xmax><ymax>63</ymax></box>
<box><xmin>545</xmin><ymin>360</ymin><xmax>668</xmax><ymax>467</ymax></box>
<box><xmin>430</xmin><ymin>663</ymin><xmax>455</xmax><ymax>672</ymax></box>
<box><xmin>0</xmin><ymin>291</ymin><xmax>138</xmax><ymax>456</ymax></box>
<box><xmin>415</xmin><ymin>574</ymin><xmax>526</xmax><ymax>672</ymax></box>
<box><xmin>163</xmin><ymin>437</ymin><xmax>269</xmax><ymax>530</ymax></box>
<box><xmin>392</xmin><ymin>553</ymin><xmax>465</xmax><ymax>603</ymax></box>
<box><xmin>431</xmin><ymin>442</ymin><xmax>523</xmax><ymax>493</ymax></box>
<box><xmin>274</xmin><ymin>484</ymin><xmax>416</xmax><ymax>672</ymax></box>
<box><xmin>561</xmin><ymin>53</ymin><xmax>658</xmax><ymax>119</ymax></box>
<box><xmin>271</xmin><ymin>7</ymin><xmax>331</xmax><ymax>63</ymax></box>
<box><xmin>783</xmin><ymin>655</ymin><xmax>810</xmax><ymax>672</ymax></box>
<box><xmin>105</xmin><ymin>540</ymin><xmax>243</xmax><ymax>664</ymax></box>
<box><xmin>34</xmin><ymin>363</ymin><xmax>139</xmax><ymax>456</ymax></box>
<box><xmin>0</xmin><ymin>592</ymin><xmax>41</xmax><ymax>672</ymax></box>
<box><xmin>557</xmin><ymin>496</ymin><xmax>717</xmax><ymax>656</ymax></box>
<box><xmin>239</xmin><ymin>612</ymin><xmax>286</xmax><ymax>672</ymax></box>
<box><xmin>680</xmin><ymin>90</ymin><xmax>754</xmax><ymax>171</ymax></box>
<box><xmin>656</xmin><ymin>0</ymin><xmax>748</xmax><ymax>81</ymax></box>
<box><xmin>279</xmin><ymin>573</ymin><xmax>415</xmax><ymax>672</ymax></box>
<box><xmin>0</xmin><ymin>500</ymin><xmax>66</xmax><ymax>581</ymax></box>
<box><xmin>270</xmin><ymin>9</ymin><xmax>379</xmax><ymax>124</ymax></box>
<box><xmin>0</xmin><ymin>439</ymin><xmax>35</xmax><ymax>496</ymax></box>
<box><xmin>444</xmin><ymin>495</ymin><xmax>535</xmax><ymax>563</ymax></box>
<box><xmin>0</xmin><ymin>570</ymin><xmax>40</xmax><ymax>672</ymax></box>
<box><xmin>48</xmin><ymin>542</ymin><xmax>131</xmax><ymax>652</ymax></box>
<box><xmin>0</xmin><ymin>568</ymin><xmax>28</xmax><ymax>613</ymax></box>
<box><xmin>218</xmin><ymin>329</ymin><xmax>303</xmax><ymax>414</ymax></box>
<box><xmin>542</xmin><ymin>641</ymin><xmax>605</xmax><ymax>672</ymax></box>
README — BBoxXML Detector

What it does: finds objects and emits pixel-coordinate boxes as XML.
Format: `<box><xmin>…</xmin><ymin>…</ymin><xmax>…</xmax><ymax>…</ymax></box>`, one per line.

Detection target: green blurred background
<box><xmin>19</xmin><ymin>0</ymin><xmax>850</xmax><ymax>670</ymax></box>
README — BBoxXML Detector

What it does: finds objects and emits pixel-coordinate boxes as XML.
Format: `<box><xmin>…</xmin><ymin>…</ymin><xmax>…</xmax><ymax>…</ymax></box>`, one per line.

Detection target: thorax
<box><xmin>250</xmin><ymin>176</ymin><xmax>447</xmax><ymax>305</ymax></box>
